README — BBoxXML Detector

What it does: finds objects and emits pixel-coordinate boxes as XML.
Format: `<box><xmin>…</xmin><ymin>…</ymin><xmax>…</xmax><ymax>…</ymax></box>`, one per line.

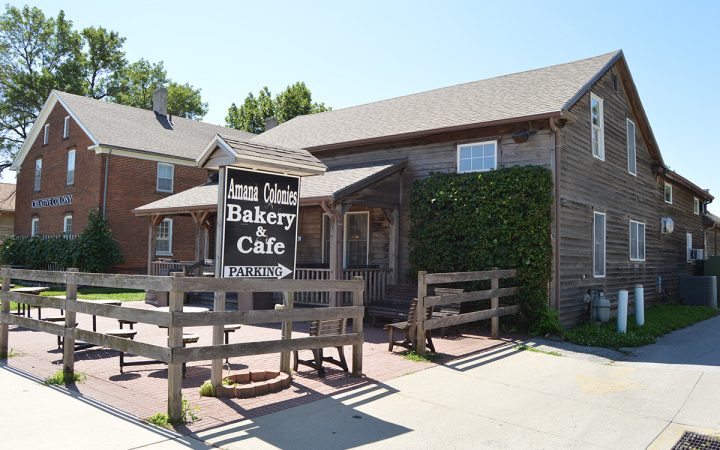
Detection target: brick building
<box><xmin>11</xmin><ymin>86</ymin><xmax>254</xmax><ymax>273</ymax></box>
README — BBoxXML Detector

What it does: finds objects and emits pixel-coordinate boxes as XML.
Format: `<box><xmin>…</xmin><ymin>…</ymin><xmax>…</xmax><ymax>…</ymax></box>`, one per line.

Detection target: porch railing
<box><xmin>295</xmin><ymin>267</ymin><xmax>391</xmax><ymax>306</ymax></box>
<box><xmin>149</xmin><ymin>260</ymin><xmax>199</xmax><ymax>276</ymax></box>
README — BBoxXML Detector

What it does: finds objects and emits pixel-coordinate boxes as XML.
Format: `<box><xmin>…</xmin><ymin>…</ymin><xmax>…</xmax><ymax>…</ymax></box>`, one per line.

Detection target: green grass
<box><xmin>2</xmin><ymin>348</ymin><xmax>19</xmax><ymax>358</ymax></box>
<box><xmin>147</xmin><ymin>400</ymin><xmax>199</xmax><ymax>429</ymax></box>
<box><xmin>565</xmin><ymin>304</ymin><xmax>719</xmax><ymax>349</ymax></box>
<box><xmin>401</xmin><ymin>350</ymin><xmax>438</xmax><ymax>363</ymax></box>
<box><xmin>514</xmin><ymin>344</ymin><xmax>562</xmax><ymax>357</ymax></box>
<box><xmin>4</xmin><ymin>285</ymin><xmax>145</xmax><ymax>310</ymax></box>
<box><xmin>199</xmin><ymin>381</ymin><xmax>216</xmax><ymax>397</ymax></box>
<box><xmin>44</xmin><ymin>369</ymin><xmax>86</xmax><ymax>386</ymax></box>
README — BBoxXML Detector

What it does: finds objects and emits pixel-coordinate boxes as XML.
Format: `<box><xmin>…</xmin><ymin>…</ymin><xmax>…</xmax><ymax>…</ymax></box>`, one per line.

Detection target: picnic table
<box><xmin>78</xmin><ymin>299</ymin><xmax>123</xmax><ymax>331</ymax></box>
<box><xmin>11</xmin><ymin>286</ymin><xmax>49</xmax><ymax>317</ymax></box>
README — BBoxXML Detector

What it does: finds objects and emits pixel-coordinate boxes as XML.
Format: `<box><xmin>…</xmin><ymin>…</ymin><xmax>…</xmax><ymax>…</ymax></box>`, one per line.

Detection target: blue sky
<box><xmin>5</xmin><ymin>0</ymin><xmax>720</xmax><ymax>212</ymax></box>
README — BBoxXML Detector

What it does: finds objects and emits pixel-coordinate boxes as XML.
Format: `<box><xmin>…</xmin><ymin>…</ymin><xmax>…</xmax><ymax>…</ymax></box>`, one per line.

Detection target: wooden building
<box><xmin>0</xmin><ymin>183</ymin><xmax>16</xmax><ymax>239</ymax></box>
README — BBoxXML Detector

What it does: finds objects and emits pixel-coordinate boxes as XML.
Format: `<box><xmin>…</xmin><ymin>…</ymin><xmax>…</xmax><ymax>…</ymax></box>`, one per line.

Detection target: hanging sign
<box><xmin>220</xmin><ymin>166</ymin><xmax>299</xmax><ymax>279</ymax></box>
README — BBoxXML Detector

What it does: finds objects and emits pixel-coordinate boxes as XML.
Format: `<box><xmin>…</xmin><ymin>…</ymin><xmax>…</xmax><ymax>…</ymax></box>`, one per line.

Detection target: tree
<box><xmin>81</xmin><ymin>26</ymin><xmax>127</xmax><ymax>100</ymax></box>
<box><xmin>226</xmin><ymin>82</ymin><xmax>330</xmax><ymax>133</ymax></box>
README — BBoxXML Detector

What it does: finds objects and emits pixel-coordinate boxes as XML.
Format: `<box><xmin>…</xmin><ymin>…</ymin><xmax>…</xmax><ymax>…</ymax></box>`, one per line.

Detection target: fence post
<box><xmin>210</xmin><ymin>291</ymin><xmax>226</xmax><ymax>387</ymax></box>
<box><xmin>280</xmin><ymin>291</ymin><xmax>293</xmax><ymax>374</ymax></box>
<box><xmin>351</xmin><ymin>276</ymin><xmax>364</xmax><ymax>376</ymax></box>
<box><xmin>491</xmin><ymin>272</ymin><xmax>500</xmax><ymax>338</ymax></box>
<box><xmin>167</xmin><ymin>272</ymin><xmax>184</xmax><ymax>422</ymax></box>
<box><xmin>0</xmin><ymin>267</ymin><xmax>10</xmax><ymax>358</ymax></box>
<box><xmin>63</xmin><ymin>268</ymin><xmax>79</xmax><ymax>380</ymax></box>
<box><xmin>416</xmin><ymin>271</ymin><xmax>427</xmax><ymax>354</ymax></box>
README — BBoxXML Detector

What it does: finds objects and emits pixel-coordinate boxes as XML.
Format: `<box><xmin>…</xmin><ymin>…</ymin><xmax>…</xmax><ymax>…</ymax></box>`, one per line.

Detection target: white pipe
<box><xmin>635</xmin><ymin>284</ymin><xmax>644</xmax><ymax>326</ymax></box>
<box><xmin>617</xmin><ymin>290</ymin><xmax>628</xmax><ymax>333</ymax></box>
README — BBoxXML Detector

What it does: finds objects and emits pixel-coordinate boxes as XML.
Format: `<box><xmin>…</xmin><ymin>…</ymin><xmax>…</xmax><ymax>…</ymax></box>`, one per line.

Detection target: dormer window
<box><xmin>157</xmin><ymin>162</ymin><xmax>174</xmax><ymax>193</ymax></box>
<box><xmin>591</xmin><ymin>93</ymin><xmax>604</xmax><ymax>160</ymax></box>
<box><xmin>43</xmin><ymin>124</ymin><xmax>49</xmax><ymax>145</ymax></box>
<box><xmin>63</xmin><ymin>116</ymin><xmax>70</xmax><ymax>138</ymax></box>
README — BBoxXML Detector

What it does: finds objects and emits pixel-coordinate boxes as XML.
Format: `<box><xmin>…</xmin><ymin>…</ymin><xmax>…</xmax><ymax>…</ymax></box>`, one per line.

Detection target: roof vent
<box><xmin>153</xmin><ymin>84</ymin><xmax>168</xmax><ymax>116</ymax></box>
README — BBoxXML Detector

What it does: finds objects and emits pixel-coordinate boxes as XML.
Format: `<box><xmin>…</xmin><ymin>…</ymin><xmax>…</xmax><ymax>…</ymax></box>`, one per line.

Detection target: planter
<box><xmin>216</xmin><ymin>370</ymin><xmax>291</xmax><ymax>399</ymax></box>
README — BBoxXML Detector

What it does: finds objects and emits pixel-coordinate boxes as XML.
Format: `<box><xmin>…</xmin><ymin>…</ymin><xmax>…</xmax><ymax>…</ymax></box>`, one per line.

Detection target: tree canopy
<box><xmin>0</xmin><ymin>4</ymin><xmax>208</xmax><ymax>169</ymax></box>
<box><xmin>226</xmin><ymin>82</ymin><xmax>330</xmax><ymax>134</ymax></box>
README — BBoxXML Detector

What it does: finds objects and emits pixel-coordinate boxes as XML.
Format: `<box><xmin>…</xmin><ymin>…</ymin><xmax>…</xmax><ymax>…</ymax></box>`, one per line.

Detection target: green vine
<box><xmin>409</xmin><ymin>166</ymin><xmax>555</xmax><ymax>330</ymax></box>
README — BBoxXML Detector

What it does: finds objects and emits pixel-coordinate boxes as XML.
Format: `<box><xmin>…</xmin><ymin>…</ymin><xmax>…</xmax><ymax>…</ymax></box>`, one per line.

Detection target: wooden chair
<box><xmin>293</xmin><ymin>319</ymin><xmax>349</xmax><ymax>377</ymax></box>
<box><xmin>385</xmin><ymin>298</ymin><xmax>436</xmax><ymax>353</ymax></box>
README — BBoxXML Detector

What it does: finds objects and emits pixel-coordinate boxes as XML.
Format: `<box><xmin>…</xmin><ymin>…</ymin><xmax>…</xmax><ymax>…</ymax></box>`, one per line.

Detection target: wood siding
<box><xmin>557</xmin><ymin>65</ymin><xmax>706</xmax><ymax>326</ymax></box>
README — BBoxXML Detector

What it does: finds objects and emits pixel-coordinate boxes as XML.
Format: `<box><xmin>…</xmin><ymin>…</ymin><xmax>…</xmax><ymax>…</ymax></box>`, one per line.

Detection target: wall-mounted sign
<box><xmin>31</xmin><ymin>194</ymin><xmax>73</xmax><ymax>209</ymax></box>
<box><xmin>220</xmin><ymin>166</ymin><xmax>299</xmax><ymax>279</ymax></box>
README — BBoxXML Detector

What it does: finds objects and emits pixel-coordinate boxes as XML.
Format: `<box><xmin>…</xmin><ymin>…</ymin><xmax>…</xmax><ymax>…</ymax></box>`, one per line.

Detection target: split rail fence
<box><xmin>0</xmin><ymin>267</ymin><xmax>364</xmax><ymax>422</ymax></box>
<box><xmin>416</xmin><ymin>269</ymin><xmax>520</xmax><ymax>354</ymax></box>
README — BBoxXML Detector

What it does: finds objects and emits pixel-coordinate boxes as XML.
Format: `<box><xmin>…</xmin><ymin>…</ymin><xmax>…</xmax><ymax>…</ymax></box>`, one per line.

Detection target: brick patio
<box><xmin>2</xmin><ymin>301</ymin><xmax>512</xmax><ymax>432</ymax></box>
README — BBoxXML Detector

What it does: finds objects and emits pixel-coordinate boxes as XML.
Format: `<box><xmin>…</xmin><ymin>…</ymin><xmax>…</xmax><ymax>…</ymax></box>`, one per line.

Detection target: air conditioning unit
<box><xmin>690</xmin><ymin>249</ymin><xmax>704</xmax><ymax>261</ymax></box>
<box><xmin>661</xmin><ymin>217</ymin><xmax>674</xmax><ymax>234</ymax></box>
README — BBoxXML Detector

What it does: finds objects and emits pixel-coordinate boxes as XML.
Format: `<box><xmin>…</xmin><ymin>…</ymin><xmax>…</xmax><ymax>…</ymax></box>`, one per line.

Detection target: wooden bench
<box><xmin>385</xmin><ymin>298</ymin><xmax>436</xmax><ymax>353</ymax></box>
<box><xmin>293</xmin><ymin>319</ymin><xmax>349</xmax><ymax>377</ymax></box>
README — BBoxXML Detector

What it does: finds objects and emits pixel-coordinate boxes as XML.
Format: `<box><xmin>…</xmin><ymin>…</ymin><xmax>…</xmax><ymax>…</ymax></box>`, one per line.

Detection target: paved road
<box><xmin>4</xmin><ymin>317</ymin><xmax>720</xmax><ymax>449</ymax></box>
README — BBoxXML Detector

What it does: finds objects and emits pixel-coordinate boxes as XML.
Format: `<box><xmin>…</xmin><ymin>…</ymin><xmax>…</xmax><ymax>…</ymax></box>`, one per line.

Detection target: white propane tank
<box><xmin>635</xmin><ymin>284</ymin><xmax>644</xmax><ymax>326</ymax></box>
<box><xmin>617</xmin><ymin>290</ymin><xmax>628</xmax><ymax>333</ymax></box>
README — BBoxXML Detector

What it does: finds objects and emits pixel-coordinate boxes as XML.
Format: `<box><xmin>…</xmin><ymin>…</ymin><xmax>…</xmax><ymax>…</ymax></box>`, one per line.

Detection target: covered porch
<box><xmin>133</xmin><ymin>159</ymin><xmax>407</xmax><ymax>306</ymax></box>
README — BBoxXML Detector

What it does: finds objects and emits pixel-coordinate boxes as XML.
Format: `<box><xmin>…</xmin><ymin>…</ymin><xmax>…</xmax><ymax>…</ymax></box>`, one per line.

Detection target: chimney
<box><xmin>153</xmin><ymin>83</ymin><xmax>168</xmax><ymax>116</ymax></box>
<box><xmin>265</xmin><ymin>116</ymin><xmax>278</xmax><ymax>131</ymax></box>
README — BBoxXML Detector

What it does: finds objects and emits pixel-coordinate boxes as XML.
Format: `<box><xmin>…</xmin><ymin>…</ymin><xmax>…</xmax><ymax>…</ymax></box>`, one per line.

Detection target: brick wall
<box><xmin>105</xmin><ymin>155</ymin><xmax>208</xmax><ymax>273</ymax></box>
<box><xmin>15</xmin><ymin>102</ymin><xmax>103</xmax><ymax>237</ymax></box>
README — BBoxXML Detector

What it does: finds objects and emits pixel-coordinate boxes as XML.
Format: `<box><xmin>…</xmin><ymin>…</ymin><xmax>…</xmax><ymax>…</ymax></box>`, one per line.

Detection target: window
<box><xmin>34</xmin><ymin>159</ymin><xmax>42</xmax><ymax>192</ymax></box>
<box><xmin>694</xmin><ymin>197</ymin><xmax>700</xmax><ymax>215</ymax></box>
<box><xmin>591</xmin><ymin>93</ymin><xmax>604</xmax><ymax>160</ymax></box>
<box><xmin>344</xmin><ymin>212</ymin><xmax>369</xmax><ymax>268</ymax></box>
<box><xmin>156</xmin><ymin>219</ymin><xmax>173</xmax><ymax>255</ymax></box>
<box><xmin>611</xmin><ymin>73</ymin><xmax>619</xmax><ymax>92</ymax></box>
<box><xmin>66</xmin><ymin>149</ymin><xmax>76</xmax><ymax>185</ymax></box>
<box><xmin>63</xmin><ymin>214</ymin><xmax>73</xmax><ymax>236</ymax></box>
<box><xmin>629</xmin><ymin>220</ymin><xmax>645</xmax><ymax>261</ymax></box>
<box><xmin>31</xmin><ymin>218</ymin><xmax>39</xmax><ymax>237</ymax></box>
<box><xmin>321</xmin><ymin>214</ymin><xmax>331</xmax><ymax>263</ymax></box>
<box><xmin>457</xmin><ymin>141</ymin><xmax>497</xmax><ymax>173</ymax></box>
<box><xmin>687</xmin><ymin>232</ymin><xmax>693</xmax><ymax>262</ymax></box>
<box><xmin>43</xmin><ymin>124</ymin><xmax>49</xmax><ymax>145</ymax></box>
<box><xmin>593</xmin><ymin>212</ymin><xmax>606</xmax><ymax>277</ymax></box>
<box><xmin>664</xmin><ymin>182</ymin><xmax>673</xmax><ymax>204</ymax></box>
<box><xmin>63</xmin><ymin>116</ymin><xmax>70</xmax><ymax>138</ymax></box>
<box><xmin>627</xmin><ymin>119</ymin><xmax>636</xmax><ymax>175</ymax></box>
<box><xmin>157</xmin><ymin>163</ymin><xmax>174</xmax><ymax>193</ymax></box>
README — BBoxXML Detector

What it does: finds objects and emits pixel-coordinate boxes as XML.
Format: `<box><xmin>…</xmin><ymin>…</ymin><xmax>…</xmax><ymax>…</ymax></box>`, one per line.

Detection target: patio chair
<box><xmin>385</xmin><ymin>298</ymin><xmax>436</xmax><ymax>352</ymax></box>
<box><xmin>293</xmin><ymin>319</ymin><xmax>349</xmax><ymax>377</ymax></box>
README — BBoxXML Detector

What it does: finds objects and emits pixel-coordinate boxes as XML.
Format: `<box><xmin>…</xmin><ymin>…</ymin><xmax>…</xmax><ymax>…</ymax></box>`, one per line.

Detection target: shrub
<box><xmin>199</xmin><ymin>381</ymin><xmax>216</xmax><ymax>397</ymax></box>
<box><xmin>409</xmin><ymin>167</ymin><xmax>555</xmax><ymax>330</ymax></box>
<box><xmin>74</xmin><ymin>209</ymin><xmax>123</xmax><ymax>272</ymax></box>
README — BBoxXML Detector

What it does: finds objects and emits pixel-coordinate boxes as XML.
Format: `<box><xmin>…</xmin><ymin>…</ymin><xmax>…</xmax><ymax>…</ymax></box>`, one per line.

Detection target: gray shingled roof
<box><xmin>253</xmin><ymin>51</ymin><xmax>620</xmax><ymax>149</ymax></box>
<box><xmin>56</xmin><ymin>91</ymin><xmax>255</xmax><ymax>160</ymax></box>
<box><xmin>134</xmin><ymin>160</ymin><xmax>405</xmax><ymax>214</ymax></box>
<box><xmin>217</xmin><ymin>135</ymin><xmax>326</xmax><ymax>171</ymax></box>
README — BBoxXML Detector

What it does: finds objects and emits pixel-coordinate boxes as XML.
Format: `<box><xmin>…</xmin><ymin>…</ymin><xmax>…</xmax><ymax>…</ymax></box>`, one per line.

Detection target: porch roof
<box><xmin>132</xmin><ymin>159</ymin><xmax>407</xmax><ymax>216</ymax></box>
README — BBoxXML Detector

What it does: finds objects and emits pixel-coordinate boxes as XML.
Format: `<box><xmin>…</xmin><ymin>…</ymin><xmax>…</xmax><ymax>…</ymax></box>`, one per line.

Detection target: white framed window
<box><xmin>694</xmin><ymin>197</ymin><xmax>700</xmax><ymax>215</ymax></box>
<box><xmin>687</xmin><ymin>232</ymin><xmax>693</xmax><ymax>262</ymax></box>
<box><xmin>321</xmin><ymin>214</ymin><xmax>332</xmax><ymax>264</ymax></box>
<box><xmin>457</xmin><ymin>141</ymin><xmax>497</xmax><ymax>173</ymax></box>
<box><xmin>63</xmin><ymin>214</ymin><xmax>73</xmax><ymax>236</ymax></box>
<box><xmin>344</xmin><ymin>211</ymin><xmax>369</xmax><ymax>268</ymax></box>
<box><xmin>34</xmin><ymin>159</ymin><xmax>42</xmax><ymax>192</ymax></box>
<box><xmin>31</xmin><ymin>218</ymin><xmax>39</xmax><ymax>237</ymax></box>
<box><xmin>627</xmin><ymin>118</ymin><xmax>636</xmax><ymax>175</ymax></box>
<box><xmin>63</xmin><ymin>116</ymin><xmax>70</xmax><ymax>138</ymax></box>
<box><xmin>591</xmin><ymin>93</ymin><xmax>604</xmax><ymax>160</ymax></box>
<box><xmin>664</xmin><ymin>182</ymin><xmax>673</xmax><ymax>204</ymax></box>
<box><xmin>156</xmin><ymin>218</ymin><xmax>173</xmax><ymax>256</ymax></box>
<box><xmin>157</xmin><ymin>163</ymin><xmax>174</xmax><ymax>193</ymax></box>
<box><xmin>66</xmin><ymin>149</ymin><xmax>76</xmax><ymax>185</ymax></box>
<box><xmin>43</xmin><ymin>124</ymin><xmax>49</xmax><ymax>145</ymax></box>
<box><xmin>593</xmin><ymin>211</ymin><xmax>606</xmax><ymax>278</ymax></box>
<box><xmin>629</xmin><ymin>220</ymin><xmax>645</xmax><ymax>261</ymax></box>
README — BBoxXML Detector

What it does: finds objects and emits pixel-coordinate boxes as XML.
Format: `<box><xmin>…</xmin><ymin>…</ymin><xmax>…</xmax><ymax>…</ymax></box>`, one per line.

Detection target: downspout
<box><xmin>549</xmin><ymin>117</ymin><xmax>562</xmax><ymax>311</ymax></box>
<box><xmin>102</xmin><ymin>149</ymin><xmax>111</xmax><ymax>217</ymax></box>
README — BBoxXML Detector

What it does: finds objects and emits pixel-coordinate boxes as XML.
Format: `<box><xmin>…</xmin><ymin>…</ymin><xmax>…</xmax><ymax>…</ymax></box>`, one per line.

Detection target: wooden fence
<box><xmin>416</xmin><ymin>269</ymin><xmax>520</xmax><ymax>354</ymax></box>
<box><xmin>0</xmin><ymin>268</ymin><xmax>364</xmax><ymax>422</ymax></box>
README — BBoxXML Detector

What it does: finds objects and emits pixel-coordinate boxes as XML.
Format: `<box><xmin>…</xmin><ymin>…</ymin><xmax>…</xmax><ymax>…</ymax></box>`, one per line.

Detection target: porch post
<box><xmin>388</xmin><ymin>208</ymin><xmax>400</xmax><ymax>285</ymax></box>
<box><xmin>147</xmin><ymin>214</ymin><xmax>162</xmax><ymax>275</ymax></box>
<box><xmin>191</xmin><ymin>211</ymin><xmax>210</xmax><ymax>262</ymax></box>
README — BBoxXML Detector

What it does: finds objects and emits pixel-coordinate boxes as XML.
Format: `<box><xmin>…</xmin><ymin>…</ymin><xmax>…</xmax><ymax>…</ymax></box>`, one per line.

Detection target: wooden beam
<box><xmin>0</xmin><ymin>268</ymin><xmax>10</xmax><ymax>358</ymax></box>
<box><xmin>172</xmin><ymin>305</ymin><xmax>364</xmax><ymax>327</ymax></box>
<box><xmin>416</xmin><ymin>271</ymin><xmax>427</xmax><ymax>354</ymax></box>
<box><xmin>388</xmin><ymin>209</ymin><xmax>399</xmax><ymax>284</ymax></box>
<box><xmin>424</xmin><ymin>269</ymin><xmax>517</xmax><ymax>285</ymax></box>
<box><xmin>280</xmin><ymin>291</ymin><xmax>293</xmax><ymax>374</ymax></box>
<box><xmin>167</xmin><ymin>272</ymin><xmax>184</xmax><ymax>422</ymax></box>
<box><xmin>210</xmin><ymin>291</ymin><xmax>226</xmax><ymax>387</ymax></box>
<box><xmin>425</xmin><ymin>286</ymin><xmax>520</xmax><ymax>307</ymax></box>
<box><xmin>63</xmin><ymin>269</ymin><xmax>78</xmax><ymax>380</ymax></box>
<box><xmin>425</xmin><ymin>305</ymin><xmax>520</xmax><ymax>331</ymax></box>
<box><xmin>491</xmin><ymin>276</ymin><xmax>499</xmax><ymax>338</ymax></box>
<box><xmin>351</xmin><ymin>276</ymin><xmax>364</xmax><ymax>376</ymax></box>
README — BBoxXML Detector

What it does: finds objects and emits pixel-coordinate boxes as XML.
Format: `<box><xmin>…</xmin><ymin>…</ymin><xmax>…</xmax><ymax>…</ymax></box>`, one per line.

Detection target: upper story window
<box><xmin>63</xmin><ymin>214</ymin><xmax>73</xmax><ymax>236</ymax></box>
<box><xmin>63</xmin><ymin>116</ymin><xmax>70</xmax><ymax>139</ymax></box>
<box><xmin>156</xmin><ymin>218</ymin><xmax>173</xmax><ymax>256</ymax></box>
<box><xmin>593</xmin><ymin>211</ymin><xmax>606</xmax><ymax>277</ymax></box>
<box><xmin>34</xmin><ymin>159</ymin><xmax>42</xmax><ymax>192</ymax></box>
<box><xmin>629</xmin><ymin>220</ymin><xmax>646</xmax><ymax>261</ymax></box>
<box><xmin>66</xmin><ymin>149</ymin><xmax>76</xmax><ymax>185</ymax></box>
<box><xmin>43</xmin><ymin>124</ymin><xmax>49</xmax><ymax>145</ymax></box>
<box><xmin>157</xmin><ymin>162</ymin><xmax>174</xmax><ymax>193</ymax></box>
<box><xmin>457</xmin><ymin>141</ymin><xmax>497</xmax><ymax>173</ymax></box>
<box><xmin>694</xmin><ymin>197</ymin><xmax>701</xmax><ymax>215</ymax></box>
<box><xmin>664</xmin><ymin>182</ymin><xmax>673</xmax><ymax>204</ymax></box>
<box><xmin>31</xmin><ymin>217</ymin><xmax>39</xmax><ymax>237</ymax></box>
<box><xmin>591</xmin><ymin>93</ymin><xmax>604</xmax><ymax>160</ymax></box>
<box><xmin>627</xmin><ymin>118</ymin><xmax>636</xmax><ymax>175</ymax></box>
